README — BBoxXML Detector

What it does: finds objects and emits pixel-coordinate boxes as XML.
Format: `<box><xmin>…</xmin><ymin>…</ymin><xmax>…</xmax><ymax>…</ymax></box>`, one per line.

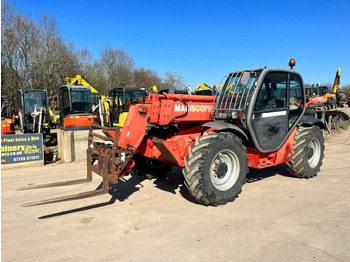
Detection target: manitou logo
<box><xmin>174</xmin><ymin>104</ymin><xmax>213</xmax><ymax>113</ymax></box>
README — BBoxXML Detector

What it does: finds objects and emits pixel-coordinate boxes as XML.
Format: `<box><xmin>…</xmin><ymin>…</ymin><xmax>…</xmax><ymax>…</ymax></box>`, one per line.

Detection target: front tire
<box><xmin>183</xmin><ymin>132</ymin><xmax>248</xmax><ymax>206</ymax></box>
<box><xmin>287</xmin><ymin>126</ymin><xmax>325</xmax><ymax>178</ymax></box>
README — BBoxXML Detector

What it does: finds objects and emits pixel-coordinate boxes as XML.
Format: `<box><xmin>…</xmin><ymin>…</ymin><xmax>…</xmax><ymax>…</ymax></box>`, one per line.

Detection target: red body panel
<box><xmin>246</xmin><ymin>128</ymin><xmax>296</xmax><ymax>169</ymax></box>
<box><xmin>306</xmin><ymin>96</ymin><xmax>325</xmax><ymax>108</ymax></box>
<box><xmin>117</xmin><ymin>94</ymin><xmax>215</xmax><ymax>151</ymax></box>
<box><xmin>63</xmin><ymin>114</ymin><xmax>99</xmax><ymax>129</ymax></box>
<box><xmin>137</xmin><ymin>129</ymin><xmax>203</xmax><ymax>167</ymax></box>
<box><xmin>147</xmin><ymin>93</ymin><xmax>215</xmax><ymax>125</ymax></box>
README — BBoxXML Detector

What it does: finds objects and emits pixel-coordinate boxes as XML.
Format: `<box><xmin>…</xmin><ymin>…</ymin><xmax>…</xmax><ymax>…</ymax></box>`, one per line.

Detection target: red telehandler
<box><xmin>22</xmin><ymin>59</ymin><xmax>326</xmax><ymax>207</ymax></box>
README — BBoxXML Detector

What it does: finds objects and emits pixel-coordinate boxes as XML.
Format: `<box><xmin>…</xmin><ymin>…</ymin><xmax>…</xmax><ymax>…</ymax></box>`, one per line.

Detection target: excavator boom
<box><xmin>332</xmin><ymin>68</ymin><xmax>341</xmax><ymax>94</ymax></box>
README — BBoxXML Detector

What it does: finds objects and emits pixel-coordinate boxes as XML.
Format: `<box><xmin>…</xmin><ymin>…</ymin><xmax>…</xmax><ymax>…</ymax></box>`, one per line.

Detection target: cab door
<box><xmin>250</xmin><ymin>72</ymin><xmax>304</xmax><ymax>153</ymax></box>
<box><xmin>59</xmin><ymin>86</ymin><xmax>71</xmax><ymax>119</ymax></box>
<box><xmin>251</xmin><ymin>72</ymin><xmax>289</xmax><ymax>152</ymax></box>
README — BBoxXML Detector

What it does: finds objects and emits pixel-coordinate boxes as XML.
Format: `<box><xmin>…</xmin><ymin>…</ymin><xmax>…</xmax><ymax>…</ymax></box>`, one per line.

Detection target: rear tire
<box><xmin>133</xmin><ymin>155</ymin><xmax>172</xmax><ymax>179</ymax></box>
<box><xmin>183</xmin><ymin>132</ymin><xmax>248</xmax><ymax>206</ymax></box>
<box><xmin>287</xmin><ymin>126</ymin><xmax>324</xmax><ymax>178</ymax></box>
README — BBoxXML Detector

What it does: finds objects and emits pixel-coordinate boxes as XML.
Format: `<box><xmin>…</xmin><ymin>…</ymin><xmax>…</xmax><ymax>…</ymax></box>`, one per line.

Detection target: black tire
<box><xmin>332</xmin><ymin>115</ymin><xmax>339</xmax><ymax>130</ymax></box>
<box><xmin>183</xmin><ymin>132</ymin><xmax>248</xmax><ymax>206</ymax></box>
<box><xmin>287</xmin><ymin>126</ymin><xmax>325</xmax><ymax>178</ymax></box>
<box><xmin>328</xmin><ymin>115</ymin><xmax>333</xmax><ymax>133</ymax></box>
<box><xmin>133</xmin><ymin>155</ymin><xmax>172</xmax><ymax>179</ymax></box>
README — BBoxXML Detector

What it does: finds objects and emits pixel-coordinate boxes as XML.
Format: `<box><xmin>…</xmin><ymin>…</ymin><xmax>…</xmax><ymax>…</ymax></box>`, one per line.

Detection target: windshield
<box><xmin>70</xmin><ymin>90</ymin><xmax>91</xmax><ymax>112</ymax></box>
<box><xmin>23</xmin><ymin>91</ymin><xmax>47</xmax><ymax>115</ymax></box>
<box><xmin>305</xmin><ymin>87</ymin><xmax>319</xmax><ymax>97</ymax></box>
<box><xmin>113</xmin><ymin>89</ymin><xmax>146</xmax><ymax>109</ymax></box>
<box><xmin>214</xmin><ymin>70</ymin><xmax>257</xmax><ymax>118</ymax></box>
<box><xmin>319</xmin><ymin>86</ymin><xmax>330</xmax><ymax>96</ymax></box>
<box><xmin>118</xmin><ymin>90</ymin><xmax>145</xmax><ymax>103</ymax></box>
<box><xmin>110</xmin><ymin>88</ymin><xmax>146</xmax><ymax>124</ymax></box>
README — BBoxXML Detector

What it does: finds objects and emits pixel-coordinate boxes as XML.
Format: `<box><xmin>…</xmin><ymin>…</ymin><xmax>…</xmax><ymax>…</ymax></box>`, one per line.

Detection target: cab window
<box><xmin>255</xmin><ymin>73</ymin><xmax>287</xmax><ymax>110</ymax></box>
<box><xmin>288</xmin><ymin>73</ymin><xmax>303</xmax><ymax>127</ymax></box>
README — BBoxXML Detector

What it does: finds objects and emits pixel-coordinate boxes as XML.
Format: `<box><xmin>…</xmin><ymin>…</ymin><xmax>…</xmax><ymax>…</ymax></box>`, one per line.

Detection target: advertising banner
<box><xmin>1</xmin><ymin>133</ymin><xmax>44</xmax><ymax>165</ymax></box>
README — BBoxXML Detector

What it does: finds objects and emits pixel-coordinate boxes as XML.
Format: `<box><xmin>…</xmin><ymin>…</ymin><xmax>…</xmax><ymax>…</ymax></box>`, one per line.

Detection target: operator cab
<box><xmin>109</xmin><ymin>87</ymin><xmax>147</xmax><ymax>126</ymax></box>
<box><xmin>18</xmin><ymin>89</ymin><xmax>49</xmax><ymax>133</ymax></box>
<box><xmin>59</xmin><ymin>85</ymin><xmax>98</xmax><ymax>129</ymax></box>
<box><xmin>59</xmin><ymin>86</ymin><xmax>92</xmax><ymax>116</ymax></box>
<box><xmin>213</xmin><ymin>67</ymin><xmax>305</xmax><ymax>153</ymax></box>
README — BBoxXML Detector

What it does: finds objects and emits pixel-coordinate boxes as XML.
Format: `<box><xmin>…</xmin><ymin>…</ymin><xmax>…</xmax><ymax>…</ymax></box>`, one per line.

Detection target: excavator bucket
<box><xmin>20</xmin><ymin>124</ymin><xmax>130</xmax><ymax>207</ymax></box>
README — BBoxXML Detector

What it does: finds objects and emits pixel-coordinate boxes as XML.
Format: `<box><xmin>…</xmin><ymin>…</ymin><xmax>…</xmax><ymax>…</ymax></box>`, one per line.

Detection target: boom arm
<box><xmin>65</xmin><ymin>75</ymin><xmax>99</xmax><ymax>94</ymax></box>
<box><xmin>194</xmin><ymin>83</ymin><xmax>213</xmax><ymax>92</ymax></box>
<box><xmin>332</xmin><ymin>68</ymin><xmax>341</xmax><ymax>94</ymax></box>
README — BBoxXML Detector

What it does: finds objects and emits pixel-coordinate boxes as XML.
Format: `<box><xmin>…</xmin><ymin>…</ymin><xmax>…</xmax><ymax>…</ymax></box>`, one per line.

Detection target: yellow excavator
<box><xmin>150</xmin><ymin>85</ymin><xmax>158</xmax><ymax>93</ymax></box>
<box><xmin>317</xmin><ymin>68</ymin><xmax>341</xmax><ymax>106</ymax></box>
<box><xmin>331</xmin><ymin>68</ymin><xmax>347</xmax><ymax>107</ymax></box>
<box><xmin>65</xmin><ymin>75</ymin><xmax>149</xmax><ymax>127</ymax></box>
<box><xmin>193</xmin><ymin>83</ymin><xmax>215</xmax><ymax>96</ymax></box>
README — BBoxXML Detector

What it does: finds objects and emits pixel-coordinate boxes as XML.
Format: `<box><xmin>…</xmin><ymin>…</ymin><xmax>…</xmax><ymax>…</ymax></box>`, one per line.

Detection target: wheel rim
<box><xmin>307</xmin><ymin>138</ymin><xmax>321</xmax><ymax>168</ymax></box>
<box><xmin>210</xmin><ymin>149</ymin><xmax>240</xmax><ymax>191</ymax></box>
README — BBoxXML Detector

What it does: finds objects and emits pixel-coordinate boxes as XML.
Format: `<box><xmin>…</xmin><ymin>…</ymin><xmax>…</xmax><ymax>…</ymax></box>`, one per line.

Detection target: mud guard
<box><xmin>299</xmin><ymin>117</ymin><xmax>326</xmax><ymax>129</ymax></box>
<box><xmin>202</xmin><ymin>121</ymin><xmax>248</xmax><ymax>142</ymax></box>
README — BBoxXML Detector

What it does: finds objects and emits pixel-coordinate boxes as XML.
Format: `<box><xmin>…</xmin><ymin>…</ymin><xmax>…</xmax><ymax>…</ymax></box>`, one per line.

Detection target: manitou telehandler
<box><xmin>22</xmin><ymin>59</ymin><xmax>327</xmax><ymax>207</ymax></box>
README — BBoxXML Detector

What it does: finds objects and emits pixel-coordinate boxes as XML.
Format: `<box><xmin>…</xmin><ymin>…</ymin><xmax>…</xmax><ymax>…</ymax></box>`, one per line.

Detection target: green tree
<box><xmin>1</xmin><ymin>2</ymin><xmax>38</xmax><ymax>102</ymax></box>
<box><xmin>161</xmin><ymin>72</ymin><xmax>186</xmax><ymax>92</ymax></box>
<box><xmin>341</xmin><ymin>85</ymin><xmax>350</xmax><ymax>101</ymax></box>
<box><xmin>36</xmin><ymin>14</ymin><xmax>78</xmax><ymax>96</ymax></box>
<box><xmin>134</xmin><ymin>68</ymin><xmax>162</xmax><ymax>90</ymax></box>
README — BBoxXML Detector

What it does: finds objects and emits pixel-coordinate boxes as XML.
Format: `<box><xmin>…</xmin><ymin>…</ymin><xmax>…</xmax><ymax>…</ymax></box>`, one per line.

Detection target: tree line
<box><xmin>2</xmin><ymin>1</ymin><xmax>350</xmax><ymax>106</ymax></box>
<box><xmin>1</xmin><ymin>1</ymin><xmax>186</xmax><ymax>105</ymax></box>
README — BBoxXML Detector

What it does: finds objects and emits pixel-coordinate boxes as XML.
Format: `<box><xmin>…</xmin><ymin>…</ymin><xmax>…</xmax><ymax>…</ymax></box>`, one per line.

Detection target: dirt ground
<box><xmin>2</xmin><ymin>114</ymin><xmax>350</xmax><ymax>261</ymax></box>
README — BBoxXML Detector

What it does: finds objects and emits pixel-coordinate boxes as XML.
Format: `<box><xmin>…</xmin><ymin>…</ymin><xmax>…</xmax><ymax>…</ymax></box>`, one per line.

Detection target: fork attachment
<box><xmin>21</xmin><ymin>124</ymin><xmax>134</xmax><ymax>207</ymax></box>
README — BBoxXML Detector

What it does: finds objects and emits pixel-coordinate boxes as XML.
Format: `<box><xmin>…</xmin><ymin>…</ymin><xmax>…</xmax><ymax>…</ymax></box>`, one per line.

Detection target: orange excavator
<box><xmin>303</xmin><ymin>68</ymin><xmax>349</xmax><ymax>133</ymax></box>
<box><xmin>1</xmin><ymin>95</ymin><xmax>15</xmax><ymax>135</ymax></box>
<box><xmin>59</xmin><ymin>85</ymin><xmax>99</xmax><ymax>130</ymax></box>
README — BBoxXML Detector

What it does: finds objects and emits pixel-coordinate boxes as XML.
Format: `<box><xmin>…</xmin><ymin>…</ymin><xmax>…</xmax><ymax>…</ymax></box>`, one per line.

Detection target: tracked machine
<box><xmin>17</xmin><ymin>89</ymin><xmax>51</xmax><ymax>134</ymax></box>
<box><xmin>305</xmin><ymin>68</ymin><xmax>349</xmax><ymax>133</ymax></box>
<box><xmin>59</xmin><ymin>85</ymin><xmax>99</xmax><ymax>130</ymax></box>
<box><xmin>1</xmin><ymin>95</ymin><xmax>15</xmax><ymax>135</ymax></box>
<box><xmin>22</xmin><ymin>59</ymin><xmax>327</xmax><ymax>207</ymax></box>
